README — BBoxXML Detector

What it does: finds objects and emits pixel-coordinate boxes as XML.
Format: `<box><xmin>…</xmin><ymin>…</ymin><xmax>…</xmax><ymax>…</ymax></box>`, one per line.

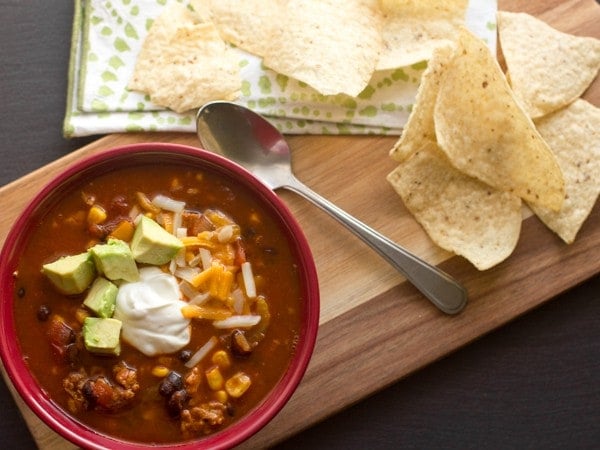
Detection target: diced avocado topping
<box><xmin>42</xmin><ymin>252</ymin><xmax>96</xmax><ymax>295</ymax></box>
<box><xmin>130</xmin><ymin>216</ymin><xmax>184</xmax><ymax>265</ymax></box>
<box><xmin>83</xmin><ymin>277</ymin><xmax>118</xmax><ymax>318</ymax></box>
<box><xmin>83</xmin><ymin>317</ymin><xmax>122</xmax><ymax>356</ymax></box>
<box><xmin>90</xmin><ymin>238</ymin><xmax>139</xmax><ymax>282</ymax></box>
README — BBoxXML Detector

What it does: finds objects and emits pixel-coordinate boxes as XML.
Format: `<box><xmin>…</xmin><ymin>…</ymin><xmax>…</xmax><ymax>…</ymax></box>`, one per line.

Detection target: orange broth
<box><xmin>12</xmin><ymin>163</ymin><xmax>302</xmax><ymax>444</ymax></box>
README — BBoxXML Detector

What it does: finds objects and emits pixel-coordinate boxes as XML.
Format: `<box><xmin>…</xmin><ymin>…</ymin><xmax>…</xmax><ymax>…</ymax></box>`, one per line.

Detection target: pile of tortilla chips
<box><xmin>387</xmin><ymin>13</ymin><xmax>600</xmax><ymax>270</ymax></box>
<box><xmin>128</xmin><ymin>0</ymin><xmax>469</xmax><ymax>111</ymax></box>
<box><xmin>127</xmin><ymin>3</ymin><xmax>599</xmax><ymax>270</ymax></box>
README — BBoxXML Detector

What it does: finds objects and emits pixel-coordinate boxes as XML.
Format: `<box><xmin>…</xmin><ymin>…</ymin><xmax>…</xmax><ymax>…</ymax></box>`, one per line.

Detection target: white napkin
<box><xmin>63</xmin><ymin>0</ymin><xmax>498</xmax><ymax>137</ymax></box>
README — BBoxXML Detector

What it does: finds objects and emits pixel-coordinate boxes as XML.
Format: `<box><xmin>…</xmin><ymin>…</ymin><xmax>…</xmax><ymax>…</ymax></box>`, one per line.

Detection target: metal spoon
<box><xmin>196</xmin><ymin>101</ymin><xmax>467</xmax><ymax>314</ymax></box>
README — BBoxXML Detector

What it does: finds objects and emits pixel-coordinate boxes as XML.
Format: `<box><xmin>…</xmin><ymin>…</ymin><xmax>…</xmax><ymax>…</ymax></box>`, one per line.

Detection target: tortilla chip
<box><xmin>190</xmin><ymin>0</ymin><xmax>283</xmax><ymax>57</ymax></box>
<box><xmin>434</xmin><ymin>27</ymin><xmax>565</xmax><ymax>211</ymax></box>
<box><xmin>389</xmin><ymin>44</ymin><xmax>454</xmax><ymax>163</ymax></box>
<box><xmin>529</xmin><ymin>99</ymin><xmax>600</xmax><ymax>243</ymax></box>
<box><xmin>497</xmin><ymin>11</ymin><xmax>600</xmax><ymax>118</ymax></box>
<box><xmin>261</xmin><ymin>0</ymin><xmax>383</xmax><ymax>97</ymax></box>
<box><xmin>128</xmin><ymin>4</ymin><xmax>198</xmax><ymax>94</ymax></box>
<box><xmin>128</xmin><ymin>4</ymin><xmax>241</xmax><ymax>113</ymax></box>
<box><xmin>387</xmin><ymin>142</ymin><xmax>522</xmax><ymax>270</ymax></box>
<box><xmin>377</xmin><ymin>0</ymin><xmax>468</xmax><ymax>70</ymax></box>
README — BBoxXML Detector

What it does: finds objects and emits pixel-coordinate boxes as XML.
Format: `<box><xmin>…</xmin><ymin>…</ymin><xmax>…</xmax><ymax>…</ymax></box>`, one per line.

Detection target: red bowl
<box><xmin>0</xmin><ymin>142</ymin><xmax>320</xmax><ymax>449</ymax></box>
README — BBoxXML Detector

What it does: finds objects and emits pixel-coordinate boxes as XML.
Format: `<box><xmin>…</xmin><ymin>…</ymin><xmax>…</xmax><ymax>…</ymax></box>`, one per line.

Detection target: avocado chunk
<box><xmin>83</xmin><ymin>277</ymin><xmax>118</xmax><ymax>318</ymax></box>
<box><xmin>42</xmin><ymin>252</ymin><xmax>96</xmax><ymax>295</ymax></box>
<box><xmin>130</xmin><ymin>215</ymin><xmax>184</xmax><ymax>265</ymax></box>
<box><xmin>90</xmin><ymin>238</ymin><xmax>139</xmax><ymax>282</ymax></box>
<box><xmin>83</xmin><ymin>317</ymin><xmax>122</xmax><ymax>356</ymax></box>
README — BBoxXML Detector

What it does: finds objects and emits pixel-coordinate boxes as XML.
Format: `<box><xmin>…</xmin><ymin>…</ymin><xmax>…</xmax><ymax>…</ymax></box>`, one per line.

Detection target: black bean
<box><xmin>226</xmin><ymin>402</ymin><xmax>235</xmax><ymax>417</ymax></box>
<box><xmin>167</xmin><ymin>389</ymin><xmax>189</xmax><ymax>417</ymax></box>
<box><xmin>158</xmin><ymin>371</ymin><xmax>184</xmax><ymax>398</ymax></box>
<box><xmin>178</xmin><ymin>349</ymin><xmax>192</xmax><ymax>363</ymax></box>
<box><xmin>231</xmin><ymin>329</ymin><xmax>253</xmax><ymax>357</ymax></box>
<box><xmin>37</xmin><ymin>304</ymin><xmax>51</xmax><ymax>321</ymax></box>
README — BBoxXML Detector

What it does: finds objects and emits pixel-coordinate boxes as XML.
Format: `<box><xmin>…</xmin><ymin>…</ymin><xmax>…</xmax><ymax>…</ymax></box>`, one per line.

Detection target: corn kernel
<box><xmin>87</xmin><ymin>204</ymin><xmax>107</xmax><ymax>225</ymax></box>
<box><xmin>225</xmin><ymin>372</ymin><xmax>251</xmax><ymax>398</ymax></box>
<box><xmin>214</xmin><ymin>390</ymin><xmax>228</xmax><ymax>403</ymax></box>
<box><xmin>151</xmin><ymin>365</ymin><xmax>170</xmax><ymax>378</ymax></box>
<box><xmin>211</xmin><ymin>350</ymin><xmax>231</xmax><ymax>369</ymax></box>
<box><xmin>109</xmin><ymin>220</ymin><xmax>135</xmax><ymax>242</ymax></box>
<box><xmin>205</xmin><ymin>366</ymin><xmax>224</xmax><ymax>391</ymax></box>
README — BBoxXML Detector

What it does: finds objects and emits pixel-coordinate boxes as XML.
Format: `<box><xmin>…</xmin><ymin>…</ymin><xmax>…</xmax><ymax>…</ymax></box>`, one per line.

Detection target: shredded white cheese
<box><xmin>241</xmin><ymin>262</ymin><xmax>256</xmax><ymax>298</ymax></box>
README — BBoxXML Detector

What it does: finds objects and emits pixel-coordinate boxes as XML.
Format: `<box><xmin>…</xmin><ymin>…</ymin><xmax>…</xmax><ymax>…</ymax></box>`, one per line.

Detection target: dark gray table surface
<box><xmin>1</xmin><ymin>2</ymin><xmax>599</xmax><ymax>449</ymax></box>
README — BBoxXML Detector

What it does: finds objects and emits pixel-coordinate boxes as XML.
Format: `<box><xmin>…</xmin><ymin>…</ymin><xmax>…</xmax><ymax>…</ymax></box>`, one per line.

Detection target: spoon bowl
<box><xmin>196</xmin><ymin>101</ymin><xmax>467</xmax><ymax>314</ymax></box>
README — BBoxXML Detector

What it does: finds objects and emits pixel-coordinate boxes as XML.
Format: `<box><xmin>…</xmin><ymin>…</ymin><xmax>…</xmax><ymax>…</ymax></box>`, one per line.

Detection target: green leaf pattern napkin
<box><xmin>64</xmin><ymin>0</ymin><xmax>497</xmax><ymax>137</ymax></box>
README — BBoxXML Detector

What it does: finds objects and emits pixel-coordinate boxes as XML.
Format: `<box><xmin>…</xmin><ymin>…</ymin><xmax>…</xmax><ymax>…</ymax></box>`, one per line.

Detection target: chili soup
<box><xmin>0</xmin><ymin>144</ymin><xmax>319</xmax><ymax>448</ymax></box>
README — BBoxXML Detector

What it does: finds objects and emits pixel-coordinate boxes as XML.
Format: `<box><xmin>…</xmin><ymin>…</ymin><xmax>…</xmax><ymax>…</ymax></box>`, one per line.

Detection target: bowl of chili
<box><xmin>0</xmin><ymin>142</ymin><xmax>320</xmax><ymax>449</ymax></box>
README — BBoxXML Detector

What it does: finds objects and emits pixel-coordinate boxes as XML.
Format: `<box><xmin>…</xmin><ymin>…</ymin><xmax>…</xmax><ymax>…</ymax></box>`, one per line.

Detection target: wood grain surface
<box><xmin>1</xmin><ymin>0</ymin><xmax>598</xmax><ymax>448</ymax></box>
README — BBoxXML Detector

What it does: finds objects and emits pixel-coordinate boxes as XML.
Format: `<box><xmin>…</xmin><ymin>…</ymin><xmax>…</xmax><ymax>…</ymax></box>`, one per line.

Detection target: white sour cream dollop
<box><xmin>114</xmin><ymin>267</ymin><xmax>190</xmax><ymax>356</ymax></box>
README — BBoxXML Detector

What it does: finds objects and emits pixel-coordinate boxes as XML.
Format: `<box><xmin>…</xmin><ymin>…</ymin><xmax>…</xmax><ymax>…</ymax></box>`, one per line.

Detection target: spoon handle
<box><xmin>284</xmin><ymin>176</ymin><xmax>467</xmax><ymax>314</ymax></box>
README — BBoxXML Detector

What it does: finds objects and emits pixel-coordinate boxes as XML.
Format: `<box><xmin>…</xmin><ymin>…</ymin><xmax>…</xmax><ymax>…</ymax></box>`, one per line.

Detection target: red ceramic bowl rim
<box><xmin>0</xmin><ymin>142</ymin><xmax>320</xmax><ymax>449</ymax></box>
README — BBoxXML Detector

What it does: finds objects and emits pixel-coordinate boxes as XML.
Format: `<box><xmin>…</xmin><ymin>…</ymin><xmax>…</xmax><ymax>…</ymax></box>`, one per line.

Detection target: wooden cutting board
<box><xmin>1</xmin><ymin>0</ymin><xmax>599</xmax><ymax>448</ymax></box>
